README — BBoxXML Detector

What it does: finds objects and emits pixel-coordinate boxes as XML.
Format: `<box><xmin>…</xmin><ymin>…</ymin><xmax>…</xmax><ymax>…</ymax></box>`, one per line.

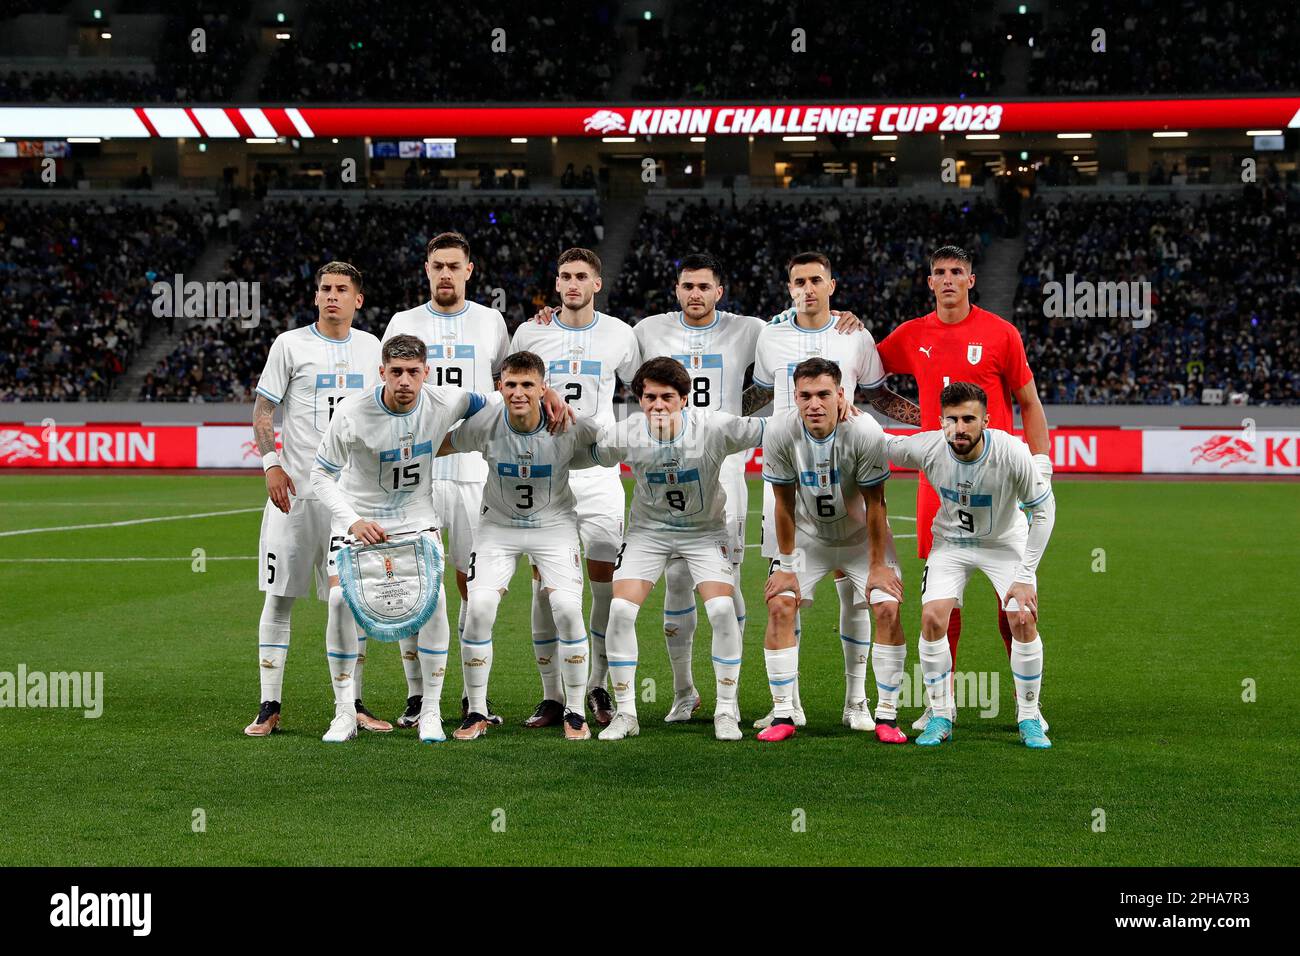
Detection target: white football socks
<box><xmin>837</xmin><ymin>577</ymin><xmax>871</xmax><ymax>707</ymax></box>
<box><xmin>460</xmin><ymin>589</ymin><xmax>499</xmax><ymax>716</ymax></box>
<box><xmin>663</xmin><ymin>558</ymin><xmax>698</xmax><ymax>697</ymax></box>
<box><xmin>764</xmin><ymin>645</ymin><xmax>799</xmax><ymax>718</ymax></box>
<box><xmin>871</xmin><ymin>642</ymin><xmax>907</xmax><ymax>720</ymax></box>
<box><xmin>919</xmin><ymin>636</ymin><xmax>955</xmax><ymax>719</ymax></box>
<box><xmin>548</xmin><ymin>589</ymin><xmax>590</xmax><ymax>713</ymax></box>
<box><xmin>586</xmin><ymin>578</ymin><xmax>613</xmax><ymax>692</ymax></box>
<box><xmin>417</xmin><ymin>586</ymin><xmax>451</xmax><ymax>716</ymax></box>
<box><xmin>530</xmin><ymin>577</ymin><xmax>562</xmax><ymax>702</ymax></box>
<box><xmin>604</xmin><ymin>597</ymin><xmax>640</xmax><ymax>718</ymax></box>
<box><xmin>1010</xmin><ymin>635</ymin><xmax>1044</xmax><ymax>722</ymax></box>
<box><xmin>324</xmin><ymin>587</ymin><xmax>358</xmax><ymax>709</ymax></box>
<box><xmin>704</xmin><ymin>595</ymin><xmax>742</xmax><ymax>717</ymax></box>
<box><xmin>257</xmin><ymin>593</ymin><xmax>294</xmax><ymax>702</ymax></box>
<box><xmin>398</xmin><ymin>636</ymin><xmax>423</xmax><ymax>697</ymax></box>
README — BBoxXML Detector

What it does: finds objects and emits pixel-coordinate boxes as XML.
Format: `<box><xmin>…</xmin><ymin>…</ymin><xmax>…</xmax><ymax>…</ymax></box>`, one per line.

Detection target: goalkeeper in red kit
<box><xmin>876</xmin><ymin>245</ymin><xmax>1053</xmax><ymax>732</ymax></box>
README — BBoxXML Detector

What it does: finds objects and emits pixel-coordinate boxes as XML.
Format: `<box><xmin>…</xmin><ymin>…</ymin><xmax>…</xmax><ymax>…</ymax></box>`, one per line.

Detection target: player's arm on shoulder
<box><xmin>717</xmin><ymin>412</ymin><xmax>766</xmax><ymax>454</ymax></box>
<box><xmin>1014</xmin><ymin>377</ymin><xmax>1052</xmax><ymax>462</ymax></box>
<box><xmin>589</xmin><ymin>421</ymin><xmax>626</xmax><ymax>468</ymax></box>
<box><xmin>310</xmin><ymin>422</ymin><xmax>363</xmax><ymax>533</ymax></box>
<box><xmin>863</xmin><ymin>384</ymin><xmax>921</xmax><ymax>425</ymax></box>
<box><xmin>884</xmin><ymin>431</ymin><xmax>927</xmax><ymax>471</ymax></box>
<box><xmin>741</xmin><ymin>381</ymin><xmax>774</xmax><ymax>416</ymax></box>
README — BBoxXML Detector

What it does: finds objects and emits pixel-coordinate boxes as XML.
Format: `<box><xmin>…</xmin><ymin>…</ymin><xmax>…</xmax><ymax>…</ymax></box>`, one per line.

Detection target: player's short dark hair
<box><xmin>930</xmin><ymin>245</ymin><xmax>972</xmax><ymax>271</ymax></box>
<box><xmin>426</xmin><ymin>231</ymin><xmax>471</xmax><ymax>261</ymax></box>
<box><xmin>792</xmin><ymin>357</ymin><xmax>842</xmax><ymax>387</ymax></box>
<box><xmin>678</xmin><ymin>252</ymin><xmax>724</xmax><ymax>285</ymax></box>
<box><xmin>787</xmin><ymin>251</ymin><xmax>833</xmax><ymax>276</ymax></box>
<box><xmin>558</xmin><ymin>247</ymin><xmax>602</xmax><ymax>276</ymax></box>
<box><xmin>500</xmin><ymin>350</ymin><xmax>546</xmax><ymax>380</ymax></box>
<box><xmin>315</xmin><ymin>260</ymin><xmax>363</xmax><ymax>293</ymax></box>
<box><xmin>382</xmin><ymin>334</ymin><xmax>427</xmax><ymax>365</ymax></box>
<box><xmin>939</xmin><ymin>380</ymin><xmax>987</xmax><ymax>409</ymax></box>
<box><xmin>631</xmin><ymin>356</ymin><xmax>690</xmax><ymax>399</ymax></box>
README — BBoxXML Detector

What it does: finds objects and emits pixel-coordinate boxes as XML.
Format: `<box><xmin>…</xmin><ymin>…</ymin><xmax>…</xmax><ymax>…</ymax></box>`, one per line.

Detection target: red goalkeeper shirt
<box><xmin>876</xmin><ymin>304</ymin><xmax>1033</xmax><ymax>432</ymax></box>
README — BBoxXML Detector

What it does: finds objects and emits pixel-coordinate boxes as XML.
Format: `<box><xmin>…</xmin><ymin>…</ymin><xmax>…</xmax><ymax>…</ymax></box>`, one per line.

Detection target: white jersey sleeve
<box><xmin>753</xmin><ymin>318</ymin><xmax>884</xmax><ymax>414</ymax></box>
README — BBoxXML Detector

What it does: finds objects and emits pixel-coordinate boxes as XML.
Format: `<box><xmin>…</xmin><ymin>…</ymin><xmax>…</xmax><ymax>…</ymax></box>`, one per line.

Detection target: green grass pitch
<box><xmin>1</xmin><ymin>473</ymin><xmax>1296</xmax><ymax>866</ymax></box>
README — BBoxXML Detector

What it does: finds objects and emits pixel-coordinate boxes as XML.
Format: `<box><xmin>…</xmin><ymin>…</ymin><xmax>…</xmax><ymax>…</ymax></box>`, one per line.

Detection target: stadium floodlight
<box><xmin>1057</xmin><ymin>133</ymin><xmax>1092</xmax><ymax>139</ymax></box>
<box><xmin>245</xmin><ymin>138</ymin><xmax>277</xmax><ymax>144</ymax></box>
<box><xmin>872</xmin><ymin>134</ymin><xmax>898</xmax><ymax>141</ymax></box>
<box><xmin>1246</xmin><ymin>129</ymin><xmax>1282</xmax><ymax>136</ymax></box>
<box><xmin>510</xmin><ymin>137</ymin><xmax>528</xmax><ymax>144</ymax></box>
<box><xmin>782</xmin><ymin>136</ymin><xmax>817</xmax><ymax>142</ymax></box>
<box><xmin>602</xmin><ymin>136</ymin><xmax>636</xmax><ymax>143</ymax></box>
<box><xmin>67</xmin><ymin>137</ymin><xmax>101</xmax><ymax>143</ymax></box>
<box><xmin>1018</xmin><ymin>4</ymin><xmax>1027</xmax><ymax>13</ymax></box>
<box><xmin>100</xmin><ymin>31</ymin><xmax>111</xmax><ymax>39</ymax></box>
<box><xmin>423</xmin><ymin>138</ymin><xmax>456</xmax><ymax>144</ymax></box>
<box><xmin>966</xmin><ymin>134</ymin><xmax>1000</xmax><ymax>140</ymax></box>
<box><xmin>93</xmin><ymin>9</ymin><xmax>102</xmax><ymax>18</ymax></box>
<box><xmin>275</xmin><ymin>32</ymin><xmax>291</xmax><ymax>40</ymax></box>
<box><xmin>690</xmin><ymin>136</ymin><xmax>707</xmax><ymax>143</ymax></box>
<box><xmin>276</xmin><ymin>12</ymin><xmax>285</xmax><ymax>22</ymax></box>
<box><xmin>1152</xmin><ymin>131</ymin><xmax>1189</xmax><ymax>137</ymax></box>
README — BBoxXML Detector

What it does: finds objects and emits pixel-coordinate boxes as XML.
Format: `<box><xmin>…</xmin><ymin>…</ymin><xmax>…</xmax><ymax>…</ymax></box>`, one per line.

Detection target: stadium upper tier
<box><xmin>1</xmin><ymin>1</ymin><xmax>1296</xmax><ymax>104</ymax></box>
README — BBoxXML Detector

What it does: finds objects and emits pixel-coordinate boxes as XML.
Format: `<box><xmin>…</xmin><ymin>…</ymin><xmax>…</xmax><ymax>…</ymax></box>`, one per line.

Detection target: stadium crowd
<box><xmin>0</xmin><ymin>199</ymin><xmax>211</xmax><ymax>401</ymax></box>
<box><xmin>258</xmin><ymin>2</ymin><xmax>619</xmax><ymax>103</ymax></box>
<box><xmin>140</xmin><ymin>196</ymin><xmax>601</xmax><ymax>402</ymax></box>
<box><xmin>1029</xmin><ymin>1</ymin><xmax>1300</xmax><ymax>95</ymax></box>
<box><xmin>1014</xmin><ymin>185</ymin><xmax>1300</xmax><ymax>405</ymax></box>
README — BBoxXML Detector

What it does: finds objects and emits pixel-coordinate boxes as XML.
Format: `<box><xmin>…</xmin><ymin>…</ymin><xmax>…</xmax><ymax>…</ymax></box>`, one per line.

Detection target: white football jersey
<box><xmin>451</xmin><ymin>407</ymin><xmax>602</xmax><ymax>530</ymax></box>
<box><xmin>752</xmin><ymin>316</ymin><xmax>886</xmax><ymax>414</ymax></box>
<box><xmin>510</xmin><ymin>311</ymin><xmax>640</xmax><ymax>429</ymax></box>
<box><xmin>384</xmin><ymin>299</ymin><xmax>510</xmax><ymax>483</ymax></box>
<box><xmin>762</xmin><ymin>410</ymin><xmax>891</xmax><ymax>547</ymax></box>
<box><xmin>255</xmin><ymin>323</ymin><xmax>383</xmax><ymax>500</ymax></box>
<box><xmin>887</xmin><ymin>428</ymin><xmax>1051</xmax><ymax>549</ymax></box>
<box><xmin>592</xmin><ymin>410</ymin><xmax>765</xmax><ymax>534</ymax></box>
<box><xmin>312</xmin><ymin>383</ymin><xmax>489</xmax><ymax>535</ymax></box>
<box><xmin>633</xmin><ymin>310</ymin><xmax>766</xmax><ymax>416</ymax></box>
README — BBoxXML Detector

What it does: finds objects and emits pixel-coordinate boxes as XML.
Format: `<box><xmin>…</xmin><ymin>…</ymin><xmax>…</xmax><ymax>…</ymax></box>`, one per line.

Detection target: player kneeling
<box><xmin>590</xmin><ymin>357</ymin><xmax>767</xmax><ymax>741</ymax></box>
<box><xmin>887</xmin><ymin>382</ymin><xmax>1055</xmax><ymax>749</ymax></box>
<box><xmin>311</xmin><ymin>334</ymin><xmax>494</xmax><ymax>744</ymax></box>
<box><xmin>757</xmin><ymin>358</ymin><xmax>908</xmax><ymax>743</ymax></box>
<box><xmin>434</xmin><ymin>351</ymin><xmax>599</xmax><ymax>741</ymax></box>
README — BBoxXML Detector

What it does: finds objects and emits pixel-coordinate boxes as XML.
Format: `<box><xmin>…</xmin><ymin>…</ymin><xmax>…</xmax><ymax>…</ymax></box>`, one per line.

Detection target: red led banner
<box><xmin>0</xmin><ymin>98</ymin><xmax>1296</xmax><ymax>139</ymax></box>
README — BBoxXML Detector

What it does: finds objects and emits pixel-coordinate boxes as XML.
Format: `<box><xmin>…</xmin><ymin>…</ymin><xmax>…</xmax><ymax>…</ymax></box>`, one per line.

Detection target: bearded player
<box><xmin>876</xmin><ymin>245</ymin><xmax>1052</xmax><ymax>732</ymax></box>
<box><xmin>383</xmin><ymin>232</ymin><xmax>510</xmax><ymax>729</ymax></box>
<box><xmin>244</xmin><ymin>261</ymin><xmax>385</xmax><ymax>737</ymax></box>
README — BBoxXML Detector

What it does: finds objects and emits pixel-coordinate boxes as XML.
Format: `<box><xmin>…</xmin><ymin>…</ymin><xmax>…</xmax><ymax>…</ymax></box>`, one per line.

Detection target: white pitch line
<box><xmin>0</xmin><ymin>507</ymin><xmax>262</xmax><ymax>538</ymax></box>
<box><xmin>0</xmin><ymin>556</ymin><xmax>257</xmax><ymax>563</ymax></box>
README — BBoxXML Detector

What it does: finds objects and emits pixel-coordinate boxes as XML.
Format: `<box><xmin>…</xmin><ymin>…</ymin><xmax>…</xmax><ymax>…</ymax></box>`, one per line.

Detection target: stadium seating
<box><xmin>258</xmin><ymin>2</ymin><xmax>620</xmax><ymax>103</ymax></box>
<box><xmin>1014</xmin><ymin>185</ymin><xmax>1300</xmax><ymax>405</ymax></box>
<box><xmin>1029</xmin><ymin>1</ymin><xmax>1300</xmax><ymax>95</ymax></box>
<box><xmin>0</xmin><ymin>198</ymin><xmax>212</xmax><ymax>402</ymax></box>
<box><xmin>140</xmin><ymin>195</ymin><xmax>602</xmax><ymax>402</ymax></box>
<box><xmin>634</xmin><ymin>0</ymin><xmax>1003</xmax><ymax>99</ymax></box>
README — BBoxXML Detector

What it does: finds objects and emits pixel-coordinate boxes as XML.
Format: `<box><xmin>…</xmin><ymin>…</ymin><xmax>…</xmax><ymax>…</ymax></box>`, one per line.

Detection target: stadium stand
<box><xmin>634</xmin><ymin>0</ymin><xmax>1003</xmax><ymax>100</ymax></box>
<box><xmin>0</xmin><ymin>197</ymin><xmax>213</xmax><ymax>402</ymax></box>
<box><xmin>258</xmin><ymin>2</ymin><xmax>620</xmax><ymax>103</ymax></box>
<box><xmin>1029</xmin><ymin>1</ymin><xmax>1300</xmax><ymax>95</ymax></box>
<box><xmin>1014</xmin><ymin>184</ymin><xmax>1300</xmax><ymax>405</ymax></box>
<box><xmin>139</xmin><ymin>195</ymin><xmax>602</xmax><ymax>402</ymax></box>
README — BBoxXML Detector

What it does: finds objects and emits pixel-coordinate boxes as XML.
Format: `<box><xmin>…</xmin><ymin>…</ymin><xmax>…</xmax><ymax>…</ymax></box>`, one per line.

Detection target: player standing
<box><xmin>309</xmin><ymin>334</ymin><xmax>493</xmax><ymax>743</ymax></box>
<box><xmin>244</xmin><ymin>261</ymin><xmax>386</xmax><ymax>737</ymax></box>
<box><xmin>742</xmin><ymin>251</ymin><xmax>919</xmax><ymax>729</ymax></box>
<box><xmin>874</xmin><ymin>245</ymin><xmax>1052</xmax><ymax>731</ymax></box>
<box><xmin>757</xmin><ymin>358</ymin><xmax>909</xmax><ymax>743</ymax></box>
<box><xmin>434</xmin><ymin>350</ymin><xmax>601</xmax><ymax>741</ymax></box>
<box><xmin>885</xmin><ymin>382</ymin><xmax>1055</xmax><ymax>749</ymax></box>
<box><xmin>383</xmin><ymin>232</ymin><xmax>510</xmax><ymax>729</ymax></box>
<box><xmin>590</xmin><ymin>357</ymin><xmax>767</xmax><ymax>741</ymax></box>
<box><xmin>511</xmin><ymin>248</ymin><xmax>640</xmax><ymax>729</ymax></box>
